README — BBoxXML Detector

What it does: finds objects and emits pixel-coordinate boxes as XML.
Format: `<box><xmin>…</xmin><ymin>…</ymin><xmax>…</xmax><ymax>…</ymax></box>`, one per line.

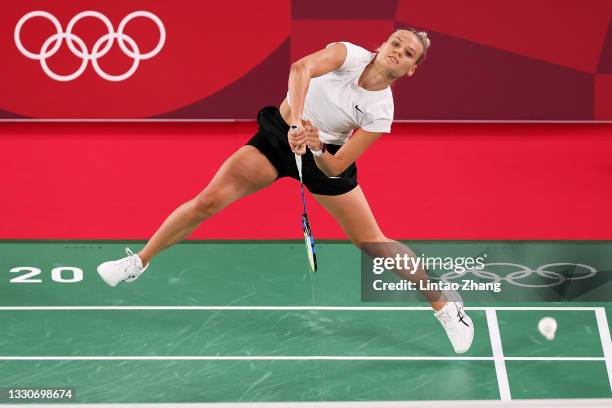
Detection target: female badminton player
<box><xmin>98</xmin><ymin>29</ymin><xmax>474</xmax><ymax>353</ymax></box>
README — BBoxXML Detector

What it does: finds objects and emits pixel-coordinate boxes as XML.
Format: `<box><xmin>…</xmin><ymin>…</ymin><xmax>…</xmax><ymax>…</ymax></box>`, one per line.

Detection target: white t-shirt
<box><xmin>287</xmin><ymin>41</ymin><xmax>394</xmax><ymax>145</ymax></box>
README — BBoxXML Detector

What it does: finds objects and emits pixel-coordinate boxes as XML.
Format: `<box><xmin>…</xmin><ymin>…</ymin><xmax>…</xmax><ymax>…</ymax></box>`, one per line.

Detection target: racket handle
<box><xmin>294</xmin><ymin>153</ymin><xmax>303</xmax><ymax>180</ymax></box>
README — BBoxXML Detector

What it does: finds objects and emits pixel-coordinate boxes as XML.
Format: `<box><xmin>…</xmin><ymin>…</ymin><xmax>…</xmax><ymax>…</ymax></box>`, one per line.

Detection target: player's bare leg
<box><xmin>97</xmin><ymin>146</ymin><xmax>277</xmax><ymax>287</ymax></box>
<box><xmin>314</xmin><ymin>186</ymin><xmax>474</xmax><ymax>353</ymax></box>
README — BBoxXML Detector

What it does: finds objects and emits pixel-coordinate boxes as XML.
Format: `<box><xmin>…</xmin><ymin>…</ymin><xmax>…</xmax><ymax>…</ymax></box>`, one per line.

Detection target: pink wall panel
<box><xmin>1</xmin><ymin>0</ymin><xmax>609</xmax><ymax>120</ymax></box>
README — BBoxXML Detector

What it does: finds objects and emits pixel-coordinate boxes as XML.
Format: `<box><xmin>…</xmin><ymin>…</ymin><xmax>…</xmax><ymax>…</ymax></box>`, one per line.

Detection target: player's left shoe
<box><xmin>97</xmin><ymin>248</ymin><xmax>149</xmax><ymax>287</ymax></box>
<box><xmin>434</xmin><ymin>290</ymin><xmax>474</xmax><ymax>353</ymax></box>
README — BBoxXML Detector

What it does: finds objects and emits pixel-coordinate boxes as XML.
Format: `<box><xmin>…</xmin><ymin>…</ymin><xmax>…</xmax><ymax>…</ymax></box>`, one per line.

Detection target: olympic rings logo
<box><xmin>14</xmin><ymin>10</ymin><xmax>166</xmax><ymax>82</ymax></box>
<box><xmin>435</xmin><ymin>262</ymin><xmax>598</xmax><ymax>288</ymax></box>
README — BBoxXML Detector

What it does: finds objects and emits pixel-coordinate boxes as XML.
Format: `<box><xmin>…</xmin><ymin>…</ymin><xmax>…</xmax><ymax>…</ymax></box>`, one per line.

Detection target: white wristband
<box><xmin>309</xmin><ymin>147</ymin><xmax>323</xmax><ymax>157</ymax></box>
<box><xmin>309</xmin><ymin>142</ymin><xmax>326</xmax><ymax>158</ymax></box>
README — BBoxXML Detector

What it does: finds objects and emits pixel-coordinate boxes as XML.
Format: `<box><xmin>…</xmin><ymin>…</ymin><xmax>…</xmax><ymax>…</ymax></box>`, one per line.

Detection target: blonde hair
<box><xmin>395</xmin><ymin>29</ymin><xmax>431</xmax><ymax>64</ymax></box>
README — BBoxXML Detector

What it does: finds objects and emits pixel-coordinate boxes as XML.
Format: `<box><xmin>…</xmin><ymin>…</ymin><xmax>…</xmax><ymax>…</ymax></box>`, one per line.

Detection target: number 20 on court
<box><xmin>9</xmin><ymin>267</ymin><xmax>84</xmax><ymax>283</ymax></box>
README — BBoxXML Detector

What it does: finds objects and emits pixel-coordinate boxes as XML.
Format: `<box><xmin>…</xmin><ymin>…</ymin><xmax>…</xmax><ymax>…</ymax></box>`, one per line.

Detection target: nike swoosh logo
<box><xmin>355</xmin><ymin>105</ymin><xmax>364</xmax><ymax>114</ymax></box>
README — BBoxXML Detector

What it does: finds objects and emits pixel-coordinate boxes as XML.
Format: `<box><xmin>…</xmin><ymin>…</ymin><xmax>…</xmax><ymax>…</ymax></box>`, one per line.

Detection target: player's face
<box><xmin>378</xmin><ymin>31</ymin><xmax>423</xmax><ymax>77</ymax></box>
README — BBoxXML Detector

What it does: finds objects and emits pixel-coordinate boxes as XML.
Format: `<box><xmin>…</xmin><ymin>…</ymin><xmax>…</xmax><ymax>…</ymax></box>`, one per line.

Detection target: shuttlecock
<box><xmin>538</xmin><ymin>317</ymin><xmax>557</xmax><ymax>340</ymax></box>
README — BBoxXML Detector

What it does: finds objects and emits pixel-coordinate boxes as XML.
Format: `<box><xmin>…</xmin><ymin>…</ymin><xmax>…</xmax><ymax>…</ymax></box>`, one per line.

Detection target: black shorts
<box><xmin>246</xmin><ymin>106</ymin><xmax>358</xmax><ymax>196</ymax></box>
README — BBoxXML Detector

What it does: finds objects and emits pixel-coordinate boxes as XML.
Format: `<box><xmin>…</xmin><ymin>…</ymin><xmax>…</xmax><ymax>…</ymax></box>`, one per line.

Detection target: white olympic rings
<box><xmin>436</xmin><ymin>262</ymin><xmax>598</xmax><ymax>288</ymax></box>
<box><xmin>14</xmin><ymin>10</ymin><xmax>166</xmax><ymax>82</ymax></box>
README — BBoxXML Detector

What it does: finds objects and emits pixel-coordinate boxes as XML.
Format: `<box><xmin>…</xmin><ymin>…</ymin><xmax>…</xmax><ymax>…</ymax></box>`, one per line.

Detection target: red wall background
<box><xmin>2</xmin><ymin>123</ymin><xmax>611</xmax><ymax>240</ymax></box>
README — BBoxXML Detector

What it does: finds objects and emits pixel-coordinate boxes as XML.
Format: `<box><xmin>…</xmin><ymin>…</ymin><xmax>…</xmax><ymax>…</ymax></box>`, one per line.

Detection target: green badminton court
<box><xmin>1</xmin><ymin>241</ymin><xmax>611</xmax><ymax>403</ymax></box>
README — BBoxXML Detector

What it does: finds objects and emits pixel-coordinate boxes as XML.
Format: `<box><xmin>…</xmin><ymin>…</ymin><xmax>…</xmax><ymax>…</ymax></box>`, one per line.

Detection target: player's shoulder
<box><xmin>326</xmin><ymin>41</ymin><xmax>372</xmax><ymax>59</ymax></box>
<box><xmin>325</xmin><ymin>41</ymin><xmax>373</xmax><ymax>72</ymax></box>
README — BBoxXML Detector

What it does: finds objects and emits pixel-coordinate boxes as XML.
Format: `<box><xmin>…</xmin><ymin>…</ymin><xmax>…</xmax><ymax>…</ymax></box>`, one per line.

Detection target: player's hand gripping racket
<box><xmin>294</xmin><ymin>153</ymin><xmax>318</xmax><ymax>272</ymax></box>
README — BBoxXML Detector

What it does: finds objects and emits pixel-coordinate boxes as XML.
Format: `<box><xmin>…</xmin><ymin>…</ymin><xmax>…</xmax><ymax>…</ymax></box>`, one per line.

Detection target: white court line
<box><xmin>0</xmin><ymin>306</ymin><xmax>600</xmax><ymax>311</ymax></box>
<box><xmin>595</xmin><ymin>307</ymin><xmax>612</xmax><ymax>391</ymax></box>
<box><xmin>0</xmin><ymin>356</ymin><xmax>492</xmax><ymax>361</ymax></box>
<box><xmin>486</xmin><ymin>309</ymin><xmax>511</xmax><ymax>401</ymax></box>
<box><xmin>4</xmin><ymin>399</ymin><xmax>612</xmax><ymax>408</ymax></box>
<box><xmin>504</xmin><ymin>357</ymin><xmax>605</xmax><ymax>361</ymax></box>
<box><xmin>477</xmin><ymin>307</ymin><xmax>598</xmax><ymax>311</ymax></box>
<box><xmin>0</xmin><ymin>356</ymin><xmax>604</xmax><ymax>361</ymax></box>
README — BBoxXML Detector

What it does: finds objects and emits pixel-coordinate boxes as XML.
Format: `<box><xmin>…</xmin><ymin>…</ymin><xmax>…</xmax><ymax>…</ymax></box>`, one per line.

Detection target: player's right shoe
<box><xmin>434</xmin><ymin>290</ymin><xmax>474</xmax><ymax>353</ymax></box>
<box><xmin>97</xmin><ymin>248</ymin><xmax>149</xmax><ymax>287</ymax></box>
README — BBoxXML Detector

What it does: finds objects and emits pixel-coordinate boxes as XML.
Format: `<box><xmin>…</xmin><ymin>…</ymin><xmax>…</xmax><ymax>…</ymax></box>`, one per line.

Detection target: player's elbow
<box><xmin>290</xmin><ymin>60</ymin><xmax>311</xmax><ymax>78</ymax></box>
<box><xmin>317</xmin><ymin>164</ymin><xmax>337</xmax><ymax>178</ymax></box>
<box><xmin>320</xmin><ymin>168</ymin><xmax>336</xmax><ymax>178</ymax></box>
<box><xmin>326</xmin><ymin>163</ymin><xmax>348</xmax><ymax>178</ymax></box>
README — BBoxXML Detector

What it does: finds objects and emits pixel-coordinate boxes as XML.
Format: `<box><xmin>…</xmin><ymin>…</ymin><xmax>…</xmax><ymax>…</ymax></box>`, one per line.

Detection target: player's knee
<box><xmin>193</xmin><ymin>189</ymin><xmax>222</xmax><ymax>219</ymax></box>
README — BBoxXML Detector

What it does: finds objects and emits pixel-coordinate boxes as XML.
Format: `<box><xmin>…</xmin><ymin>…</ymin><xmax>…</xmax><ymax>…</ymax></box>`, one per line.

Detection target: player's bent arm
<box><xmin>288</xmin><ymin>43</ymin><xmax>347</xmax><ymax>125</ymax></box>
<box><xmin>314</xmin><ymin>129</ymin><xmax>383</xmax><ymax>177</ymax></box>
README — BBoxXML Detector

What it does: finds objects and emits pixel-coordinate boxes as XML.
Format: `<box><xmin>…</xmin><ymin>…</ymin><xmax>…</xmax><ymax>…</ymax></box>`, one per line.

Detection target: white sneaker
<box><xmin>434</xmin><ymin>290</ymin><xmax>474</xmax><ymax>353</ymax></box>
<box><xmin>97</xmin><ymin>248</ymin><xmax>149</xmax><ymax>287</ymax></box>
